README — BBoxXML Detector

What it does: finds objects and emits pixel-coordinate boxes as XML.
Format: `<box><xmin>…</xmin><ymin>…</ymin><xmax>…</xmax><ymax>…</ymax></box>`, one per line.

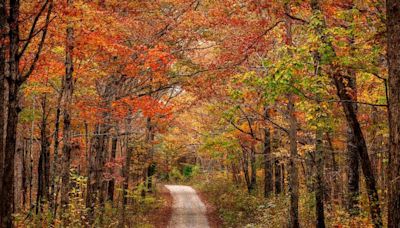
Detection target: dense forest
<box><xmin>0</xmin><ymin>0</ymin><xmax>400</xmax><ymax>227</ymax></box>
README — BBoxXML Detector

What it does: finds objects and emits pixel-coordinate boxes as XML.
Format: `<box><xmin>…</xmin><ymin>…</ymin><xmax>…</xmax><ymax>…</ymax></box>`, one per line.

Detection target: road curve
<box><xmin>165</xmin><ymin>185</ymin><xmax>210</xmax><ymax>228</ymax></box>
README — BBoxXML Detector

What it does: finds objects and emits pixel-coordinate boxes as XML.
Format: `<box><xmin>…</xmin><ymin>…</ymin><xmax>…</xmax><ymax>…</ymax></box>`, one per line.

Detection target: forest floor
<box><xmin>159</xmin><ymin>185</ymin><xmax>221</xmax><ymax>228</ymax></box>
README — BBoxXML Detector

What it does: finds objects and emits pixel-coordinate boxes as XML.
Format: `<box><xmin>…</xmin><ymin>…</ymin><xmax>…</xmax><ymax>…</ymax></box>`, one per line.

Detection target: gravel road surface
<box><xmin>165</xmin><ymin>185</ymin><xmax>210</xmax><ymax>228</ymax></box>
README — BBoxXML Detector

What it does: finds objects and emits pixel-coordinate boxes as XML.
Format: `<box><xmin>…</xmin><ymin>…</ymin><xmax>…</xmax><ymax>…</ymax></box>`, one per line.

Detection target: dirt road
<box><xmin>165</xmin><ymin>185</ymin><xmax>210</xmax><ymax>228</ymax></box>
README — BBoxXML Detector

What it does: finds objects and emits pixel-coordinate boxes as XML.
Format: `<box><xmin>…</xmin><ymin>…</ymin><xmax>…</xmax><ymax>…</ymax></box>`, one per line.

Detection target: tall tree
<box><xmin>0</xmin><ymin>0</ymin><xmax>6</xmax><ymax>195</ymax></box>
<box><xmin>387</xmin><ymin>0</ymin><xmax>400</xmax><ymax>227</ymax></box>
<box><xmin>284</xmin><ymin>3</ymin><xmax>299</xmax><ymax>227</ymax></box>
<box><xmin>310</xmin><ymin>0</ymin><xmax>382</xmax><ymax>226</ymax></box>
<box><xmin>0</xmin><ymin>1</ymin><xmax>53</xmax><ymax>226</ymax></box>
<box><xmin>60</xmin><ymin>0</ymin><xmax>75</xmax><ymax>222</ymax></box>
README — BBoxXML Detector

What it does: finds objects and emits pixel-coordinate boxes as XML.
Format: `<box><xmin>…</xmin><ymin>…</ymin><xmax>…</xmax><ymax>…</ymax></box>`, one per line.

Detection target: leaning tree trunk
<box><xmin>387</xmin><ymin>0</ymin><xmax>400</xmax><ymax>227</ymax></box>
<box><xmin>333</xmin><ymin>68</ymin><xmax>382</xmax><ymax>228</ymax></box>
<box><xmin>310</xmin><ymin>0</ymin><xmax>382</xmax><ymax>226</ymax></box>
<box><xmin>345</xmin><ymin>38</ymin><xmax>360</xmax><ymax>216</ymax></box>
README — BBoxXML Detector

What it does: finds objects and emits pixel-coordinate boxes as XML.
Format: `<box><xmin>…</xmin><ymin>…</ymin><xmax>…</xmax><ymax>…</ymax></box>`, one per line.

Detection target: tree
<box><xmin>387</xmin><ymin>0</ymin><xmax>400</xmax><ymax>227</ymax></box>
<box><xmin>0</xmin><ymin>1</ymin><xmax>53</xmax><ymax>226</ymax></box>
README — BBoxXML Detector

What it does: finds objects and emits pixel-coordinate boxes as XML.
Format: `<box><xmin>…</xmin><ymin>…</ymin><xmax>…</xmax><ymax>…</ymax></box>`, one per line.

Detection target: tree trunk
<box><xmin>345</xmin><ymin>57</ymin><xmax>360</xmax><ymax>216</ymax></box>
<box><xmin>249</xmin><ymin>144</ymin><xmax>257</xmax><ymax>193</ymax></box>
<box><xmin>0</xmin><ymin>0</ymin><xmax>6</xmax><ymax>197</ymax></box>
<box><xmin>36</xmin><ymin>95</ymin><xmax>50</xmax><ymax>214</ymax></box>
<box><xmin>60</xmin><ymin>1</ymin><xmax>74</xmax><ymax>223</ymax></box>
<box><xmin>86</xmin><ymin>123</ymin><xmax>109</xmax><ymax>225</ymax></box>
<box><xmin>107</xmin><ymin>137</ymin><xmax>117</xmax><ymax>202</ymax></box>
<box><xmin>50</xmin><ymin>85</ymin><xmax>63</xmax><ymax>218</ymax></box>
<box><xmin>310</xmin><ymin>0</ymin><xmax>382</xmax><ymax>226</ymax></box>
<box><xmin>284</xmin><ymin>2</ymin><xmax>299</xmax><ymax>227</ymax></box>
<box><xmin>21</xmin><ymin>140</ymin><xmax>27</xmax><ymax>207</ymax></box>
<box><xmin>387</xmin><ymin>0</ymin><xmax>400</xmax><ymax>227</ymax></box>
<box><xmin>0</xmin><ymin>0</ymin><xmax>19</xmax><ymax>225</ymax></box>
<box><xmin>263</xmin><ymin>106</ymin><xmax>273</xmax><ymax>197</ymax></box>
<box><xmin>274</xmin><ymin>159</ymin><xmax>282</xmax><ymax>195</ymax></box>
<box><xmin>315</xmin><ymin>129</ymin><xmax>325</xmax><ymax>228</ymax></box>
<box><xmin>240</xmin><ymin>143</ymin><xmax>251</xmax><ymax>192</ymax></box>
<box><xmin>120</xmin><ymin>117</ymin><xmax>133</xmax><ymax>227</ymax></box>
<box><xmin>326</xmin><ymin>133</ymin><xmax>340</xmax><ymax>204</ymax></box>
<box><xmin>334</xmin><ymin>74</ymin><xmax>382</xmax><ymax>227</ymax></box>
<box><xmin>287</xmin><ymin>94</ymin><xmax>299</xmax><ymax>228</ymax></box>
<box><xmin>145</xmin><ymin>117</ymin><xmax>155</xmax><ymax>192</ymax></box>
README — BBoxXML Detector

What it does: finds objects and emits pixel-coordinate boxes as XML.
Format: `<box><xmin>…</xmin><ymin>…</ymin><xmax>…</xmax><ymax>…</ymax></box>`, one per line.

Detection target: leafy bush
<box><xmin>193</xmin><ymin>173</ymin><xmax>263</xmax><ymax>227</ymax></box>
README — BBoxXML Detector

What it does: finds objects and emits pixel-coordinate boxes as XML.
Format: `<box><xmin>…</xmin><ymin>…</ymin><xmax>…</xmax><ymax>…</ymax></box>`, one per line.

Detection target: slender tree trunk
<box><xmin>22</xmin><ymin>140</ymin><xmax>27</xmax><ymax>208</ymax></box>
<box><xmin>145</xmin><ymin>117</ymin><xmax>155</xmax><ymax>192</ymax></box>
<box><xmin>50</xmin><ymin>85</ymin><xmax>63</xmax><ymax>218</ymax></box>
<box><xmin>107</xmin><ymin>137</ymin><xmax>117</xmax><ymax>202</ymax></box>
<box><xmin>60</xmin><ymin>1</ymin><xmax>74</xmax><ymax>222</ymax></box>
<box><xmin>326</xmin><ymin>133</ymin><xmax>340</xmax><ymax>203</ymax></box>
<box><xmin>274</xmin><ymin>159</ymin><xmax>282</xmax><ymax>195</ymax></box>
<box><xmin>264</xmin><ymin>106</ymin><xmax>273</xmax><ymax>197</ymax></box>
<box><xmin>287</xmin><ymin>94</ymin><xmax>299</xmax><ymax>228</ymax></box>
<box><xmin>120</xmin><ymin>117</ymin><xmax>133</xmax><ymax>227</ymax></box>
<box><xmin>249</xmin><ymin>144</ymin><xmax>256</xmax><ymax>193</ymax></box>
<box><xmin>240</xmin><ymin>144</ymin><xmax>251</xmax><ymax>192</ymax></box>
<box><xmin>36</xmin><ymin>95</ymin><xmax>50</xmax><ymax>214</ymax></box>
<box><xmin>284</xmin><ymin>3</ymin><xmax>299</xmax><ymax>227</ymax></box>
<box><xmin>0</xmin><ymin>0</ymin><xmax>6</xmax><ymax>197</ymax></box>
<box><xmin>387</xmin><ymin>1</ymin><xmax>400</xmax><ymax>227</ymax></box>
<box><xmin>315</xmin><ymin>129</ymin><xmax>325</xmax><ymax>228</ymax></box>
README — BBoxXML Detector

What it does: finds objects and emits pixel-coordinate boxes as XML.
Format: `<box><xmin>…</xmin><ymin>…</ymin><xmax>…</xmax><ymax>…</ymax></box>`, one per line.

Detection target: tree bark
<box><xmin>387</xmin><ymin>0</ymin><xmax>400</xmax><ymax>227</ymax></box>
<box><xmin>0</xmin><ymin>1</ymin><xmax>20</xmax><ymax>225</ymax></box>
<box><xmin>0</xmin><ymin>0</ymin><xmax>6</xmax><ymax>197</ymax></box>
